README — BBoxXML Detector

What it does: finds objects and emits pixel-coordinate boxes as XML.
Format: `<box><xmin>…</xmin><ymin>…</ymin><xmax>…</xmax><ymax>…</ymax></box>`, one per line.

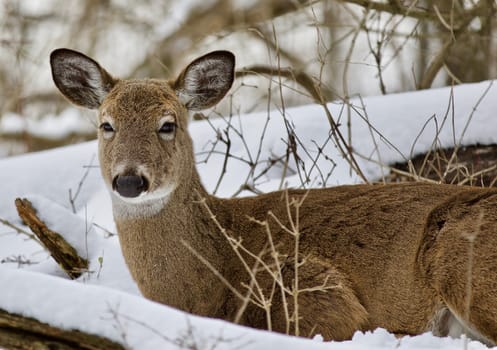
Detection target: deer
<box><xmin>50</xmin><ymin>48</ymin><xmax>497</xmax><ymax>345</ymax></box>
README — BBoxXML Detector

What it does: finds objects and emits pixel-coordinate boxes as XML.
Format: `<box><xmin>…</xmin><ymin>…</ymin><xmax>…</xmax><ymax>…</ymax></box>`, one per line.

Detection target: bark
<box><xmin>0</xmin><ymin>308</ymin><xmax>125</xmax><ymax>350</ymax></box>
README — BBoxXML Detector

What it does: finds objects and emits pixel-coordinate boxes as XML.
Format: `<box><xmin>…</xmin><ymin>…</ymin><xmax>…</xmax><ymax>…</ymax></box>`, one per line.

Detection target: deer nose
<box><xmin>112</xmin><ymin>175</ymin><xmax>149</xmax><ymax>198</ymax></box>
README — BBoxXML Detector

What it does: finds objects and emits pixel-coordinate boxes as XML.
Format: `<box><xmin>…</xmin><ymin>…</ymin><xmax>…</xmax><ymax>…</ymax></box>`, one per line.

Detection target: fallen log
<box><xmin>14</xmin><ymin>198</ymin><xmax>88</xmax><ymax>279</ymax></box>
<box><xmin>0</xmin><ymin>308</ymin><xmax>125</xmax><ymax>350</ymax></box>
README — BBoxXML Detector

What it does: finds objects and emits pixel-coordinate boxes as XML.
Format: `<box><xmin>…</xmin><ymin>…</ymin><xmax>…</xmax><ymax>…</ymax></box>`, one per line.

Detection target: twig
<box><xmin>92</xmin><ymin>222</ymin><xmax>117</xmax><ymax>238</ymax></box>
<box><xmin>0</xmin><ymin>216</ymin><xmax>40</xmax><ymax>243</ymax></box>
<box><xmin>69</xmin><ymin>154</ymin><xmax>96</xmax><ymax>214</ymax></box>
<box><xmin>237</xmin><ymin>65</ymin><xmax>333</xmax><ymax>102</ymax></box>
<box><xmin>181</xmin><ymin>240</ymin><xmax>261</xmax><ymax>308</ymax></box>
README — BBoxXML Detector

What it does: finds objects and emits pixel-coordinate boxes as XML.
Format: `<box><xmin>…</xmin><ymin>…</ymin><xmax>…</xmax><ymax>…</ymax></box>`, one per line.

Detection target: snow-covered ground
<box><xmin>1</xmin><ymin>80</ymin><xmax>497</xmax><ymax>349</ymax></box>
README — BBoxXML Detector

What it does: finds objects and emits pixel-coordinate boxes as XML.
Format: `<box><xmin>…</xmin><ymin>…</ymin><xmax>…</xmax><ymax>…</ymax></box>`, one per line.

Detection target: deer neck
<box><xmin>111</xmin><ymin>165</ymin><xmax>234</xmax><ymax>317</ymax></box>
<box><xmin>111</xmin><ymin>163</ymin><xmax>217</xmax><ymax>253</ymax></box>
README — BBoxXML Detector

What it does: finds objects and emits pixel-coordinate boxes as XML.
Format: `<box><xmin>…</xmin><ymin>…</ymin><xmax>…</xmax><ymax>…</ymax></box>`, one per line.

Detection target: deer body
<box><xmin>51</xmin><ymin>49</ymin><xmax>497</xmax><ymax>344</ymax></box>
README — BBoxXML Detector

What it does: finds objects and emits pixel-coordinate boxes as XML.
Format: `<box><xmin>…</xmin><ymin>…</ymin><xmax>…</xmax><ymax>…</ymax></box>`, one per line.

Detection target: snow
<box><xmin>1</xmin><ymin>80</ymin><xmax>497</xmax><ymax>349</ymax></box>
<box><xmin>0</xmin><ymin>266</ymin><xmax>492</xmax><ymax>350</ymax></box>
<box><xmin>0</xmin><ymin>108</ymin><xmax>95</xmax><ymax>139</ymax></box>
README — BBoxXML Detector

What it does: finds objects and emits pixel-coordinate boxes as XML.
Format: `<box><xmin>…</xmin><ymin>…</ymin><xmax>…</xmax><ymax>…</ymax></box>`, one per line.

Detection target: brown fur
<box><xmin>51</xmin><ymin>48</ymin><xmax>497</xmax><ymax>344</ymax></box>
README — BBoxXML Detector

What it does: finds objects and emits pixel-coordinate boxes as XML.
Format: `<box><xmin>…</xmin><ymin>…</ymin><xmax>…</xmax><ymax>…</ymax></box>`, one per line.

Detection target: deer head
<box><xmin>50</xmin><ymin>49</ymin><xmax>235</xmax><ymax>210</ymax></box>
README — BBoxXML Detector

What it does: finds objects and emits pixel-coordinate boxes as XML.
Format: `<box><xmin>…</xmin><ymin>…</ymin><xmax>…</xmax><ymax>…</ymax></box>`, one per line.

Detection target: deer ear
<box><xmin>173</xmin><ymin>51</ymin><xmax>235</xmax><ymax>111</ymax></box>
<box><xmin>50</xmin><ymin>48</ymin><xmax>117</xmax><ymax>109</ymax></box>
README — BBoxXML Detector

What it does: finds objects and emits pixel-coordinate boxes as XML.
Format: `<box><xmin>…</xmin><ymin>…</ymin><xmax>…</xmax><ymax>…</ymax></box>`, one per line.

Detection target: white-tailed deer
<box><xmin>51</xmin><ymin>48</ymin><xmax>497</xmax><ymax>345</ymax></box>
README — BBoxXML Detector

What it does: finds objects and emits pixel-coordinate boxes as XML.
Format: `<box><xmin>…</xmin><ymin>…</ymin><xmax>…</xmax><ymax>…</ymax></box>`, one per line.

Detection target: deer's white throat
<box><xmin>110</xmin><ymin>184</ymin><xmax>175</xmax><ymax>218</ymax></box>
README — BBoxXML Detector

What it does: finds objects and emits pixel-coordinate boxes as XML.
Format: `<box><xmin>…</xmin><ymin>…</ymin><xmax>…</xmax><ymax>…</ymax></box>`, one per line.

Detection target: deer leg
<box><xmin>421</xmin><ymin>193</ymin><xmax>497</xmax><ymax>346</ymax></box>
<box><xmin>271</xmin><ymin>260</ymin><xmax>369</xmax><ymax>340</ymax></box>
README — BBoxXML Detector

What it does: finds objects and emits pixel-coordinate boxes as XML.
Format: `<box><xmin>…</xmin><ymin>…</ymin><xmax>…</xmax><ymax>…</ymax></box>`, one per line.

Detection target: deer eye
<box><xmin>158</xmin><ymin>121</ymin><xmax>176</xmax><ymax>141</ymax></box>
<box><xmin>99</xmin><ymin>122</ymin><xmax>115</xmax><ymax>139</ymax></box>
<box><xmin>159</xmin><ymin>122</ymin><xmax>176</xmax><ymax>134</ymax></box>
<box><xmin>100</xmin><ymin>122</ymin><xmax>114</xmax><ymax>132</ymax></box>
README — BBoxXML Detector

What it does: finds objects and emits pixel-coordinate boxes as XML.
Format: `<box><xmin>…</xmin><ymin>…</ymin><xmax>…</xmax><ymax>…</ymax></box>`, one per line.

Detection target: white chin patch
<box><xmin>110</xmin><ymin>185</ymin><xmax>175</xmax><ymax>218</ymax></box>
<box><xmin>112</xmin><ymin>185</ymin><xmax>174</xmax><ymax>204</ymax></box>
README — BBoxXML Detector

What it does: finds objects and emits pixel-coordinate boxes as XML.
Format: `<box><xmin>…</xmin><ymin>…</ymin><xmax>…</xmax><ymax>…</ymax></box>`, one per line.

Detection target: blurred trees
<box><xmin>0</xmin><ymin>0</ymin><xmax>496</xmax><ymax>154</ymax></box>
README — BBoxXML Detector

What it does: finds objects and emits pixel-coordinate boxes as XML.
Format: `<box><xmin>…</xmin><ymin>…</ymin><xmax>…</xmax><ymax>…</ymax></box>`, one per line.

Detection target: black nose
<box><xmin>112</xmin><ymin>175</ymin><xmax>149</xmax><ymax>198</ymax></box>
